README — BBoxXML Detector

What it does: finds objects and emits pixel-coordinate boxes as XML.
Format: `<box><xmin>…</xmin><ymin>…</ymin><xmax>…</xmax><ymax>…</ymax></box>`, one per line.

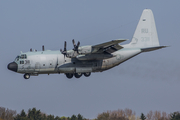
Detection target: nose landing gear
<box><xmin>24</xmin><ymin>73</ymin><xmax>30</xmax><ymax>79</ymax></box>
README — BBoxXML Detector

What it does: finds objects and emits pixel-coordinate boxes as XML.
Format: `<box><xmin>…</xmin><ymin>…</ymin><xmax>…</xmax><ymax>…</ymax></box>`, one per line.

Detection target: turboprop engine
<box><xmin>78</xmin><ymin>46</ymin><xmax>92</xmax><ymax>54</ymax></box>
<box><xmin>67</xmin><ymin>45</ymin><xmax>93</xmax><ymax>58</ymax></box>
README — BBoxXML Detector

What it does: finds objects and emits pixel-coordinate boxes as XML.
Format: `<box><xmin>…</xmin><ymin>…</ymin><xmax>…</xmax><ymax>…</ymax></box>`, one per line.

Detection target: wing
<box><xmin>92</xmin><ymin>39</ymin><xmax>127</xmax><ymax>54</ymax></box>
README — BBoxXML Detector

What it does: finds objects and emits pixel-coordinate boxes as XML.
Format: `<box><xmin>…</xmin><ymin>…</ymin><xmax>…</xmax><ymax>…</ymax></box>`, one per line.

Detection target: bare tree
<box><xmin>146</xmin><ymin>111</ymin><xmax>169</xmax><ymax>120</ymax></box>
<box><xmin>117</xmin><ymin>109</ymin><xmax>126</xmax><ymax>118</ymax></box>
<box><xmin>96</xmin><ymin>108</ymin><xmax>137</xmax><ymax>120</ymax></box>
<box><xmin>0</xmin><ymin>107</ymin><xmax>7</xmax><ymax>120</ymax></box>
<box><xmin>153</xmin><ymin>111</ymin><xmax>161</xmax><ymax>120</ymax></box>
<box><xmin>160</xmin><ymin>112</ymin><xmax>169</xmax><ymax>120</ymax></box>
<box><xmin>97</xmin><ymin>111</ymin><xmax>110</xmax><ymax>120</ymax></box>
<box><xmin>0</xmin><ymin>107</ymin><xmax>16</xmax><ymax>120</ymax></box>
<box><xmin>146</xmin><ymin>111</ymin><xmax>153</xmax><ymax>120</ymax></box>
<box><xmin>124</xmin><ymin>108</ymin><xmax>136</xmax><ymax>120</ymax></box>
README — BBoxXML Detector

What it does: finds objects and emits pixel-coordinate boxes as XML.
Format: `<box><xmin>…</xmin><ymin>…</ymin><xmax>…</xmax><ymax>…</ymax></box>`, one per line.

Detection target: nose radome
<box><xmin>7</xmin><ymin>62</ymin><xmax>18</xmax><ymax>72</ymax></box>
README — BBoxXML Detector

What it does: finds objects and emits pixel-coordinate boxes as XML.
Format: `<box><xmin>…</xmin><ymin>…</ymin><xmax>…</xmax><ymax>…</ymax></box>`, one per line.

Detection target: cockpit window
<box><xmin>20</xmin><ymin>54</ymin><xmax>27</xmax><ymax>59</ymax></box>
<box><xmin>15</xmin><ymin>56</ymin><xmax>20</xmax><ymax>61</ymax></box>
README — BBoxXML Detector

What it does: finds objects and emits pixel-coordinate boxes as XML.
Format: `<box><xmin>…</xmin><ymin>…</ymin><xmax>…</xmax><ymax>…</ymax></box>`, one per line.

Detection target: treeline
<box><xmin>0</xmin><ymin>107</ymin><xmax>87</xmax><ymax>120</ymax></box>
<box><xmin>0</xmin><ymin>107</ymin><xmax>180</xmax><ymax>120</ymax></box>
<box><xmin>96</xmin><ymin>108</ymin><xmax>180</xmax><ymax>120</ymax></box>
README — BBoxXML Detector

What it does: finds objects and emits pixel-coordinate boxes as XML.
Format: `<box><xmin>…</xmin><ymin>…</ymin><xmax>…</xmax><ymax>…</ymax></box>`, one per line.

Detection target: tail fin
<box><xmin>129</xmin><ymin>9</ymin><xmax>160</xmax><ymax>48</ymax></box>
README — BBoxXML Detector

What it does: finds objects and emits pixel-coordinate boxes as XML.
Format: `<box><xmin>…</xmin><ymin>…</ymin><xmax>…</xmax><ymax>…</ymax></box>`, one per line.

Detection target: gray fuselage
<box><xmin>13</xmin><ymin>48</ymin><xmax>141</xmax><ymax>75</ymax></box>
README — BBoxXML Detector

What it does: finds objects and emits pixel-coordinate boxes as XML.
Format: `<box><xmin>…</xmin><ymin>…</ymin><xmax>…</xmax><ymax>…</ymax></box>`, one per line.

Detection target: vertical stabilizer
<box><xmin>129</xmin><ymin>9</ymin><xmax>160</xmax><ymax>48</ymax></box>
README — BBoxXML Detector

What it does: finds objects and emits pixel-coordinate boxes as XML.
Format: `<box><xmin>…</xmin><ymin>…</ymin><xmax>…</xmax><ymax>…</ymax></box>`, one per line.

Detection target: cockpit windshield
<box><xmin>15</xmin><ymin>56</ymin><xmax>20</xmax><ymax>61</ymax></box>
<box><xmin>20</xmin><ymin>54</ymin><xmax>27</xmax><ymax>59</ymax></box>
<box><xmin>14</xmin><ymin>54</ymin><xmax>27</xmax><ymax>61</ymax></box>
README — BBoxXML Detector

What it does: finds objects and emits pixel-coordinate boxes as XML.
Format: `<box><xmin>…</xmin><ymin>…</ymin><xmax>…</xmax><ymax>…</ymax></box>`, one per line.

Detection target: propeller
<box><xmin>60</xmin><ymin>41</ymin><xmax>67</xmax><ymax>58</ymax></box>
<box><xmin>72</xmin><ymin>39</ymin><xmax>80</xmax><ymax>53</ymax></box>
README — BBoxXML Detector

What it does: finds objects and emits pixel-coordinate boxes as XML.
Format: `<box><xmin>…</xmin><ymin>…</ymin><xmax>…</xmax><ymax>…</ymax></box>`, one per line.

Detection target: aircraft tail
<box><xmin>129</xmin><ymin>9</ymin><xmax>161</xmax><ymax>49</ymax></box>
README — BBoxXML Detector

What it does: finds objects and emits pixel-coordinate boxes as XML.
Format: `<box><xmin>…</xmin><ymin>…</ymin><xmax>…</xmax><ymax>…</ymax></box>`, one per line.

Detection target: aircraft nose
<box><xmin>7</xmin><ymin>62</ymin><xmax>18</xmax><ymax>72</ymax></box>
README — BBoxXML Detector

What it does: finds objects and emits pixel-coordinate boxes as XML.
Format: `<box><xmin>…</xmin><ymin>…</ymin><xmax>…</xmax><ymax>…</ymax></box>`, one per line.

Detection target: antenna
<box><xmin>42</xmin><ymin>45</ymin><xmax>45</xmax><ymax>51</ymax></box>
<box><xmin>60</xmin><ymin>41</ymin><xmax>67</xmax><ymax>60</ymax></box>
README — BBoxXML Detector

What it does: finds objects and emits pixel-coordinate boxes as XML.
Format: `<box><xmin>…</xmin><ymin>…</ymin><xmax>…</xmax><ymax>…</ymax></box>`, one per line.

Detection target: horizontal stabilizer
<box><xmin>141</xmin><ymin>46</ymin><xmax>167</xmax><ymax>52</ymax></box>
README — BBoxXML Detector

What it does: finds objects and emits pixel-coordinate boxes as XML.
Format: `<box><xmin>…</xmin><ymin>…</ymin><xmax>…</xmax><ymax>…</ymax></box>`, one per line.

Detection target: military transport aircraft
<box><xmin>7</xmin><ymin>9</ymin><xmax>166</xmax><ymax>79</ymax></box>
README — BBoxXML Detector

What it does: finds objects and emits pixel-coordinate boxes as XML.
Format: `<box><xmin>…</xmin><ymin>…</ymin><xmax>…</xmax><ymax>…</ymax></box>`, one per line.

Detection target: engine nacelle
<box><xmin>66</xmin><ymin>45</ymin><xmax>93</xmax><ymax>58</ymax></box>
<box><xmin>78</xmin><ymin>45</ymin><xmax>92</xmax><ymax>54</ymax></box>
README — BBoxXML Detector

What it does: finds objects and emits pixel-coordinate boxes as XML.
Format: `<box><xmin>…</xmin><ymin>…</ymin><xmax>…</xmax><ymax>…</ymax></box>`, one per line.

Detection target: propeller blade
<box><xmin>64</xmin><ymin>41</ymin><xmax>67</xmax><ymax>51</ymax></box>
<box><xmin>60</xmin><ymin>49</ymin><xmax>63</xmax><ymax>53</ymax></box>
<box><xmin>76</xmin><ymin>41</ymin><xmax>80</xmax><ymax>53</ymax></box>
<box><xmin>60</xmin><ymin>41</ymin><xmax>68</xmax><ymax>62</ymax></box>
<box><xmin>72</xmin><ymin>39</ymin><xmax>80</xmax><ymax>52</ymax></box>
<box><xmin>72</xmin><ymin>39</ymin><xmax>76</xmax><ymax>48</ymax></box>
<box><xmin>42</xmin><ymin>45</ymin><xmax>45</xmax><ymax>51</ymax></box>
<box><xmin>77</xmin><ymin>41</ymin><xmax>80</xmax><ymax>48</ymax></box>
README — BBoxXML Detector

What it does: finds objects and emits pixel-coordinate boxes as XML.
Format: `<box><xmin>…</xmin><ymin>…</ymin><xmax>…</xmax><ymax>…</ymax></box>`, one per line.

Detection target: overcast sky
<box><xmin>0</xmin><ymin>0</ymin><xmax>180</xmax><ymax>119</ymax></box>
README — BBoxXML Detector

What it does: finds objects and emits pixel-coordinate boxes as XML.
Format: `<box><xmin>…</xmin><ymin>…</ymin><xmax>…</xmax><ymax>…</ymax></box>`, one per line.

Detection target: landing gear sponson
<box><xmin>65</xmin><ymin>72</ymin><xmax>91</xmax><ymax>79</ymax></box>
<box><xmin>23</xmin><ymin>72</ymin><xmax>91</xmax><ymax>79</ymax></box>
<box><xmin>24</xmin><ymin>73</ymin><xmax>30</xmax><ymax>79</ymax></box>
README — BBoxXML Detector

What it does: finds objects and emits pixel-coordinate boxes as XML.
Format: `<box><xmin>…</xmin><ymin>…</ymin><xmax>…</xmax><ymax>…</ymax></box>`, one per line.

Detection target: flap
<box><xmin>92</xmin><ymin>39</ymin><xmax>127</xmax><ymax>48</ymax></box>
<box><xmin>92</xmin><ymin>39</ymin><xmax>127</xmax><ymax>54</ymax></box>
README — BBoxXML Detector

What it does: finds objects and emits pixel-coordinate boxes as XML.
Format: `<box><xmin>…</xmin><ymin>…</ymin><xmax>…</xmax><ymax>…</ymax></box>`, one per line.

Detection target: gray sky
<box><xmin>0</xmin><ymin>0</ymin><xmax>180</xmax><ymax>119</ymax></box>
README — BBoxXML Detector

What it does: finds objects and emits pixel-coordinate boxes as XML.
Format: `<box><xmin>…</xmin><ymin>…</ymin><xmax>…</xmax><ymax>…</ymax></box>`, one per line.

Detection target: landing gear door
<box><xmin>93</xmin><ymin>61</ymin><xmax>101</xmax><ymax>69</ymax></box>
<box><xmin>93</xmin><ymin>62</ymin><xmax>98</xmax><ymax>67</ymax></box>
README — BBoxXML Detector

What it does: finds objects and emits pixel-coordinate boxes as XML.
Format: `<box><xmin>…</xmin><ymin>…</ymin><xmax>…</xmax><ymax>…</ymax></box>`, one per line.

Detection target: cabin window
<box><xmin>25</xmin><ymin>60</ymin><xmax>30</xmax><ymax>64</ymax></box>
<box><xmin>20</xmin><ymin>54</ymin><xmax>27</xmax><ymax>59</ymax></box>
<box><xmin>20</xmin><ymin>61</ymin><xmax>24</xmax><ymax>64</ymax></box>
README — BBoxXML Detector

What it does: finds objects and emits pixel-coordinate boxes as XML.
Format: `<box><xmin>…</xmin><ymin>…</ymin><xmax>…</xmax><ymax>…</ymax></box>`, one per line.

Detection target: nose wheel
<box><xmin>24</xmin><ymin>73</ymin><xmax>30</xmax><ymax>79</ymax></box>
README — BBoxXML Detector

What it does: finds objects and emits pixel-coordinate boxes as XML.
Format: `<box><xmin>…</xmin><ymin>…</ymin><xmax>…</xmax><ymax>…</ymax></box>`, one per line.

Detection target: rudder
<box><xmin>129</xmin><ymin>9</ymin><xmax>160</xmax><ymax>48</ymax></box>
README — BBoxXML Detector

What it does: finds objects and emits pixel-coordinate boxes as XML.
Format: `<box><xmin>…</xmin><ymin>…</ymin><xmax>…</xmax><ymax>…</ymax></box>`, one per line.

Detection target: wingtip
<box><xmin>161</xmin><ymin>46</ymin><xmax>169</xmax><ymax>48</ymax></box>
<box><xmin>112</xmin><ymin>39</ymin><xmax>128</xmax><ymax>42</ymax></box>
